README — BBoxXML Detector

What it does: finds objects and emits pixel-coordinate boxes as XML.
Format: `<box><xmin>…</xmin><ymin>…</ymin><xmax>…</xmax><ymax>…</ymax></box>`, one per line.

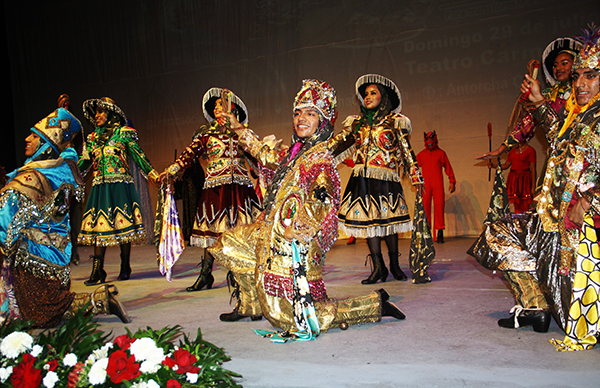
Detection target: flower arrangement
<box><xmin>0</xmin><ymin>309</ymin><xmax>242</xmax><ymax>387</ymax></box>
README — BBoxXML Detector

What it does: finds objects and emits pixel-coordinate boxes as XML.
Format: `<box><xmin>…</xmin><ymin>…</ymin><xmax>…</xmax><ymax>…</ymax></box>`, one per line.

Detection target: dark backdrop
<box><xmin>3</xmin><ymin>0</ymin><xmax>599</xmax><ymax>236</ymax></box>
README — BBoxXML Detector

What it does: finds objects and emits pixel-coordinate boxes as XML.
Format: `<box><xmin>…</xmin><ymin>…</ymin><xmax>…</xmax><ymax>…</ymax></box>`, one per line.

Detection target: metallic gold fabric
<box><xmin>503</xmin><ymin>271</ymin><xmax>549</xmax><ymax>309</ymax></box>
<box><xmin>210</xmin><ymin>136</ymin><xmax>383</xmax><ymax>334</ymax></box>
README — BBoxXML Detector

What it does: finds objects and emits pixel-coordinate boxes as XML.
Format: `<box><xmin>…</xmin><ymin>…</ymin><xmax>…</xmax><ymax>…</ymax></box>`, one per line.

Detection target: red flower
<box><xmin>167</xmin><ymin>379</ymin><xmax>182</xmax><ymax>388</ymax></box>
<box><xmin>46</xmin><ymin>359</ymin><xmax>59</xmax><ymax>371</ymax></box>
<box><xmin>162</xmin><ymin>349</ymin><xmax>200</xmax><ymax>374</ymax></box>
<box><xmin>106</xmin><ymin>349</ymin><xmax>141</xmax><ymax>383</ymax></box>
<box><xmin>11</xmin><ymin>354</ymin><xmax>42</xmax><ymax>388</ymax></box>
<box><xmin>114</xmin><ymin>334</ymin><xmax>134</xmax><ymax>351</ymax></box>
<box><xmin>67</xmin><ymin>362</ymin><xmax>85</xmax><ymax>388</ymax></box>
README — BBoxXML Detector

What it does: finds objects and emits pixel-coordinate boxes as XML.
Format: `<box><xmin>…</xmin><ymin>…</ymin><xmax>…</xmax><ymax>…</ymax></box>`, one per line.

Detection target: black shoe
<box><xmin>498</xmin><ymin>308</ymin><xmax>551</xmax><ymax>333</ymax></box>
<box><xmin>378</xmin><ymin>289</ymin><xmax>406</xmax><ymax>320</ymax></box>
<box><xmin>388</xmin><ymin>252</ymin><xmax>407</xmax><ymax>281</ymax></box>
<box><xmin>84</xmin><ymin>255</ymin><xmax>107</xmax><ymax>286</ymax></box>
<box><xmin>186</xmin><ymin>273</ymin><xmax>214</xmax><ymax>292</ymax></box>
<box><xmin>117</xmin><ymin>269</ymin><xmax>131</xmax><ymax>281</ymax></box>
<box><xmin>219</xmin><ymin>309</ymin><xmax>262</xmax><ymax>322</ymax></box>
<box><xmin>437</xmin><ymin>230</ymin><xmax>444</xmax><ymax>244</ymax></box>
<box><xmin>361</xmin><ymin>254</ymin><xmax>388</xmax><ymax>284</ymax></box>
<box><xmin>108</xmin><ymin>293</ymin><xmax>130</xmax><ymax>323</ymax></box>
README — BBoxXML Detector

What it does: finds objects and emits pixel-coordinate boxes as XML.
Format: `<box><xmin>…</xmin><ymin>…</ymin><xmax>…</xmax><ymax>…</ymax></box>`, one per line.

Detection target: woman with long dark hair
<box><xmin>334</xmin><ymin>74</ymin><xmax>424</xmax><ymax>284</ymax></box>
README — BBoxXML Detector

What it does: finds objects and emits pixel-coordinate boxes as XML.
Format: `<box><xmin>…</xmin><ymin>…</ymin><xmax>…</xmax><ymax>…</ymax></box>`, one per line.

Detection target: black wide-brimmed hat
<box><xmin>82</xmin><ymin>97</ymin><xmax>127</xmax><ymax>126</ymax></box>
<box><xmin>202</xmin><ymin>87</ymin><xmax>248</xmax><ymax>125</ymax></box>
<box><xmin>542</xmin><ymin>37</ymin><xmax>582</xmax><ymax>86</ymax></box>
<box><xmin>355</xmin><ymin>74</ymin><xmax>402</xmax><ymax>113</ymax></box>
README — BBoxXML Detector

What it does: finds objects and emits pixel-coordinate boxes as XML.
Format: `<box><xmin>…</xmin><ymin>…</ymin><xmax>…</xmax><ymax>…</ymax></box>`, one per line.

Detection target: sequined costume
<box><xmin>165</xmin><ymin>122</ymin><xmax>260</xmax><ymax>248</ymax></box>
<box><xmin>469</xmin><ymin>66</ymin><xmax>600</xmax><ymax>335</ymax></box>
<box><xmin>210</xmin><ymin>80</ymin><xmax>393</xmax><ymax>338</ymax></box>
<box><xmin>78</xmin><ymin>101</ymin><xmax>158</xmax><ymax>247</ymax></box>
<box><xmin>334</xmin><ymin>112</ymin><xmax>423</xmax><ymax>238</ymax></box>
<box><xmin>0</xmin><ymin>109</ymin><xmax>128</xmax><ymax>327</ymax></box>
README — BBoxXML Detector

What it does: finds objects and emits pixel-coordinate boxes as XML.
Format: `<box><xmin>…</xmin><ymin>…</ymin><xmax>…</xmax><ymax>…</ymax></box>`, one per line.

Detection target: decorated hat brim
<box><xmin>355</xmin><ymin>74</ymin><xmax>402</xmax><ymax>113</ymax></box>
<box><xmin>542</xmin><ymin>37</ymin><xmax>581</xmax><ymax>86</ymax></box>
<box><xmin>82</xmin><ymin>98</ymin><xmax>127</xmax><ymax>126</ymax></box>
<box><xmin>202</xmin><ymin>88</ymin><xmax>248</xmax><ymax>125</ymax></box>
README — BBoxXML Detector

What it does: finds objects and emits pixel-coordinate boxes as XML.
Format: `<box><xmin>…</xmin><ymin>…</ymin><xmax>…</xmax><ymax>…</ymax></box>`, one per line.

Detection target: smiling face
<box><xmin>553</xmin><ymin>52</ymin><xmax>574</xmax><ymax>83</ymax></box>
<box><xmin>213</xmin><ymin>98</ymin><xmax>224</xmax><ymax>119</ymax></box>
<box><xmin>293</xmin><ymin>107</ymin><xmax>321</xmax><ymax>139</ymax></box>
<box><xmin>363</xmin><ymin>84</ymin><xmax>382</xmax><ymax>109</ymax></box>
<box><xmin>95</xmin><ymin>108</ymin><xmax>107</xmax><ymax>127</ymax></box>
<box><xmin>25</xmin><ymin>132</ymin><xmax>40</xmax><ymax>157</ymax></box>
<box><xmin>573</xmin><ymin>68</ymin><xmax>600</xmax><ymax>106</ymax></box>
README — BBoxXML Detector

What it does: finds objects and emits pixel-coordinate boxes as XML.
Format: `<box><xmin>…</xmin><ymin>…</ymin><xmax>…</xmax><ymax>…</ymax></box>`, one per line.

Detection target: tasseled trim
<box><xmin>334</xmin><ymin>144</ymin><xmax>356</xmax><ymax>166</ymax></box>
<box><xmin>338</xmin><ymin>221</ymin><xmax>413</xmax><ymax>239</ymax></box>
<box><xmin>189</xmin><ymin>236</ymin><xmax>217</xmax><ymax>248</ymax></box>
<box><xmin>352</xmin><ymin>165</ymin><xmax>401</xmax><ymax>183</ymax></box>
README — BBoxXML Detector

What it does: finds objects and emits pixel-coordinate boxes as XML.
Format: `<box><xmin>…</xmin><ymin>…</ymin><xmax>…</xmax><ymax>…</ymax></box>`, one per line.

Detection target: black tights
<box><xmin>94</xmin><ymin>242</ymin><xmax>131</xmax><ymax>258</ymax></box>
<box><xmin>366</xmin><ymin>234</ymin><xmax>398</xmax><ymax>257</ymax></box>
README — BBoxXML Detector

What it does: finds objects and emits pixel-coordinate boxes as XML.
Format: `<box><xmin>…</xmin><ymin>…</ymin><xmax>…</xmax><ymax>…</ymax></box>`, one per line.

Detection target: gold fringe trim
<box><xmin>352</xmin><ymin>165</ymin><xmax>401</xmax><ymax>183</ymax></box>
<box><xmin>338</xmin><ymin>221</ymin><xmax>413</xmax><ymax>239</ymax></box>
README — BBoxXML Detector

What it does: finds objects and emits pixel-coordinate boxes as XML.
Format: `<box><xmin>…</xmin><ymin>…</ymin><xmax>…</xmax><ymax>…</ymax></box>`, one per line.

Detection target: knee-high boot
<box><xmin>84</xmin><ymin>255</ymin><xmax>106</xmax><ymax>286</ymax></box>
<box><xmin>388</xmin><ymin>252</ymin><xmax>407</xmax><ymax>281</ymax></box>
<box><xmin>117</xmin><ymin>252</ymin><xmax>131</xmax><ymax>281</ymax></box>
<box><xmin>186</xmin><ymin>250</ymin><xmax>214</xmax><ymax>292</ymax></box>
<box><xmin>361</xmin><ymin>253</ymin><xmax>388</xmax><ymax>284</ymax></box>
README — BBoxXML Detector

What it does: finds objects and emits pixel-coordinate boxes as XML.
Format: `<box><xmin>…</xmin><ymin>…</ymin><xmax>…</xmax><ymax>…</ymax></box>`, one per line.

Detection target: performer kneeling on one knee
<box><xmin>209</xmin><ymin>79</ymin><xmax>405</xmax><ymax>342</ymax></box>
<box><xmin>0</xmin><ymin>108</ymin><xmax>129</xmax><ymax>327</ymax></box>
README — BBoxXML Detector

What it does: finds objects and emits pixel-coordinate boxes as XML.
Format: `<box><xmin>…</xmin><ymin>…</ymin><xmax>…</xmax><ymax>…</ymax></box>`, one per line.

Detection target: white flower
<box><xmin>30</xmin><ymin>344</ymin><xmax>43</xmax><ymax>357</ymax></box>
<box><xmin>187</xmin><ymin>372</ymin><xmax>199</xmax><ymax>384</ymax></box>
<box><xmin>0</xmin><ymin>366</ymin><xmax>13</xmax><ymax>383</ymax></box>
<box><xmin>140</xmin><ymin>359</ymin><xmax>162</xmax><ymax>374</ymax></box>
<box><xmin>132</xmin><ymin>380</ymin><xmax>160</xmax><ymax>388</ymax></box>
<box><xmin>88</xmin><ymin>357</ymin><xmax>108</xmax><ymax>385</ymax></box>
<box><xmin>0</xmin><ymin>331</ymin><xmax>33</xmax><ymax>358</ymax></box>
<box><xmin>129</xmin><ymin>337</ymin><xmax>165</xmax><ymax>368</ymax></box>
<box><xmin>63</xmin><ymin>353</ymin><xmax>77</xmax><ymax>367</ymax></box>
<box><xmin>146</xmin><ymin>380</ymin><xmax>160</xmax><ymax>388</ymax></box>
<box><xmin>87</xmin><ymin>342</ymin><xmax>113</xmax><ymax>365</ymax></box>
<box><xmin>43</xmin><ymin>371</ymin><xmax>59</xmax><ymax>388</ymax></box>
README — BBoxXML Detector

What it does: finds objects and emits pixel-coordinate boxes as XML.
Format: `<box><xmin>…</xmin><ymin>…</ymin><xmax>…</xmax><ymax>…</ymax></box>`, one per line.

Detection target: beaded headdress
<box><xmin>293</xmin><ymin>79</ymin><xmax>337</xmax><ymax>120</ymax></box>
<box><xmin>541</xmin><ymin>37</ymin><xmax>582</xmax><ymax>86</ymax></box>
<box><xmin>355</xmin><ymin>74</ymin><xmax>402</xmax><ymax>114</ymax></box>
<box><xmin>202</xmin><ymin>87</ymin><xmax>248</xmax><ymax>125</ymax></box>
<box><xmin>32</xmin><ymin>108</ymin><xmax>82</xmax><ymax>153</ymax></box>
<box><xmin>573</xmin><ymin>24</ymin><xmax>600</xmax><ymax>71</ymax></box>
<box><xmin>83</xmin><ymin>97</ymin><xmax>127</xmax><ymax>126</ymax></box>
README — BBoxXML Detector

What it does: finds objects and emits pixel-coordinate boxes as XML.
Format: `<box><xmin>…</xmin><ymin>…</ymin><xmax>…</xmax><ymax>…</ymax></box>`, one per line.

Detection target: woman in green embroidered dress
<box><xmin>78</xmin><ymin>97</ymin><xmax>159</xmax><ymax>285</ymax></box>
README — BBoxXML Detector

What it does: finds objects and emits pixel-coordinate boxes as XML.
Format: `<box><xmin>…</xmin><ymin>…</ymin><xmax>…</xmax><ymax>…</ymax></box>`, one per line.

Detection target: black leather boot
<box><xmin>84</xmin><ymin>255</ymin><xmax>107</xmax><ymax>286</ymax></box>
<box><xmin>437</xmin><ymin>229</ymin><xmax>444</xmax><ymax>244</ymax></box>
<box><xmin>498</xmin><ymin>307</ymin><xmax>551</xmax><ymax>333</ymax></box>
<box><xmin>186</xmin><ymin>252</ymin><xmax>214</xmax><ymax>292</ymax></box>
<box><xmin>378</xmin><ymin>289</ymin><xmax>406</xmax><ymax>320</ymax></box>
<box><xmin>117</xmin><ymin>252</ymin><xmax>131</xmax><ymax>281</ymax></box>
<box><xmin>361</xmin><ymin>253</ymin><xmax>388</xmax><ymax>284</ymax></box>
<box><xmin>219</xmin><ymin>305</ymin><xmax>263</xmax><ymax>322</ymax></box>
<box><xmin>388</xmin><ymin>252</ymin><xmax>407</xmax><ymax>281</ymax></box>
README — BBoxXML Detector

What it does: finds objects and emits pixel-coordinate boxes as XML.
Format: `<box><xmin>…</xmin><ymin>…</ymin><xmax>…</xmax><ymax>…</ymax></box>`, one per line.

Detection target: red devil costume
<box><xmin>416</xmin><ymin>131</ymin><xmax>456</xmax><ymax>243</ymax></box>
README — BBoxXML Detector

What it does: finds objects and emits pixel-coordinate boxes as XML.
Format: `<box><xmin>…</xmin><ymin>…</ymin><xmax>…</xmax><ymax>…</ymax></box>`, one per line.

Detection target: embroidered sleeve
<box><xmin>122</xmin><ymin>127</ymin><xmax>157</xmax><ymax>180</ymax></box>
<box><xmin>394</xmin><ymin>114</ymin><xmax>423</xmax><ymax>185</ymax></box>
<box><xmin>238</xmin><ymin>128</ymin><xmax>285</xmax><ymax>170</ymax></box>
<box><xmin>531</xmin><ymin>102</ymin><xmax>562</xmax><ymax>144</ymax></box>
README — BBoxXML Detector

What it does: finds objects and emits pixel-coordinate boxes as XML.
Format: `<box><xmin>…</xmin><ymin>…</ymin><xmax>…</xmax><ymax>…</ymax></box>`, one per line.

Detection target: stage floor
<box><xmin>71</xmin><ymin>237</ymin><xmax>599</xmax><ymax>388</ymax></box>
